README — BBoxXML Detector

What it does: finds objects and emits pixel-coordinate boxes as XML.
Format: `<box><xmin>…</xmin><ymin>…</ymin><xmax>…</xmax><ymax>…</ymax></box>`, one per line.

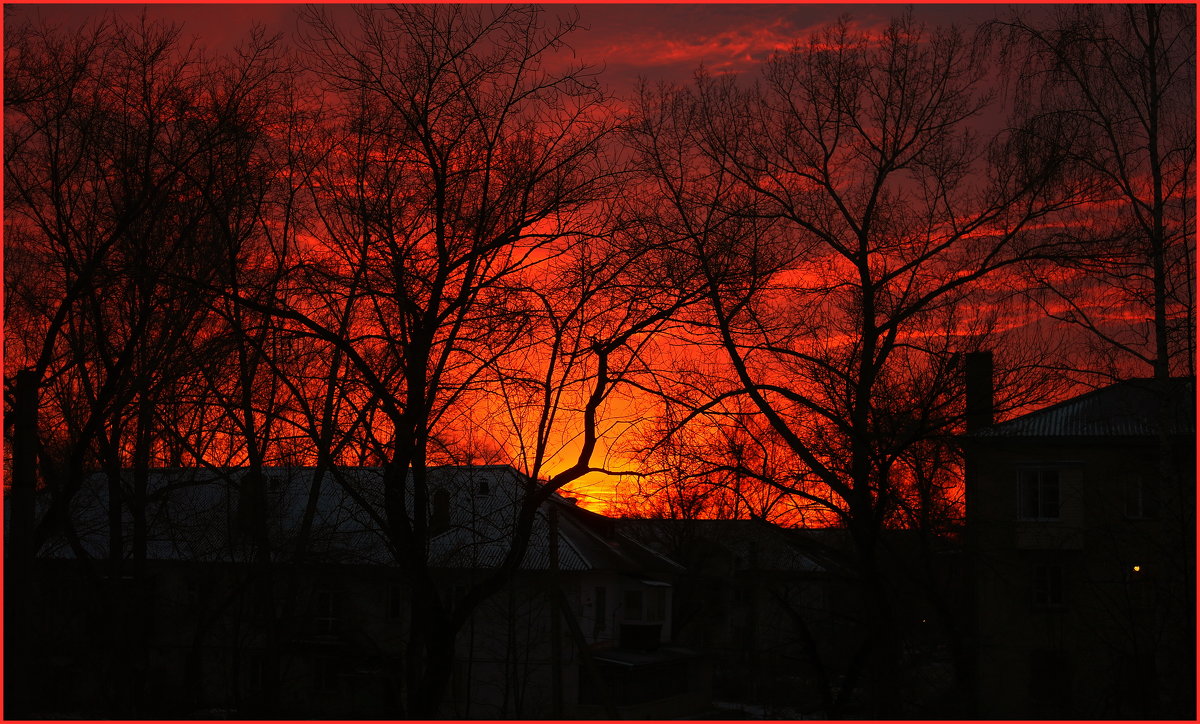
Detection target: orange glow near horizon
<box><xmin>6</xmin><ymin>2</ymin><xmax>1189</xmax><ymax>526</ymax></box>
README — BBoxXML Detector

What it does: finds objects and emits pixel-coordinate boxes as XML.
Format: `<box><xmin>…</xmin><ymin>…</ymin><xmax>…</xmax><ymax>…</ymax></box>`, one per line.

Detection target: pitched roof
<box><xmin>555</xmin><ymin>502</ymin><xmax>684</xmax><ymax>577</ymax></box>
<box><xmin>423</xmin><ymin>465</ymin><xmax>589</xmax><ymax>571</ymax></box>
<box><xmin>37</xmin><ymin>464</ymin><xmax>680</xmax><ymax>577</ymax></box>
<box><xmin>617</xmin><ymin>518</ymin><xmax>826</xmax><ymax>574</ymax></box>
<box><xmin>975</xmin><ymin>377</ymin><xmax>1195</xmax><ymax>438</ymax></box>
<box><xmin>42</xmin><ymin>466</ymin><xmax>395</xmax><ymax>565</ymax></box>
<box><xmin>418</xmin><ymin>466</ymin><xmax>680</xmax><ymax>576</ymax></box>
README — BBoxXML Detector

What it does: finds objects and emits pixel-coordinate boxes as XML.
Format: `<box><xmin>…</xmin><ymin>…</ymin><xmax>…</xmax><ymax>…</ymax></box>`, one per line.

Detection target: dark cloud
<box><xmin>8</xmin><ymin>3</ymin><xmax>1030</xmax><ymax>92</ymax></box>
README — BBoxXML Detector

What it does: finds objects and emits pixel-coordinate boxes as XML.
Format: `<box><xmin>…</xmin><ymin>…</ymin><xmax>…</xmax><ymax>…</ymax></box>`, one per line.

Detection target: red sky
<box><xmin>10</xmin><ymin>3</ymin><xmax>1018</xmax><ymax>92</ymax></box>
<box><xmin>2</xmin><ymin>2</ymin><xmax>1069</xmax><ymax>513</ymax></box>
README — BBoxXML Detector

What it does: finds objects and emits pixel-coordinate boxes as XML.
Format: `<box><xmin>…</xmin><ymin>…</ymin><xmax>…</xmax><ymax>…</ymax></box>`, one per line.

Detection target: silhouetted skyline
<box><xmin>5</xmin><ymin>4</ymin><xmax>1193</xmax><ymax>719</ymax></box>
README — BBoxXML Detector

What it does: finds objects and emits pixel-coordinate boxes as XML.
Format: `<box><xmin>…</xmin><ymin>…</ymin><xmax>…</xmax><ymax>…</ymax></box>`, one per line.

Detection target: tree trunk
<box><xmin>5</xmin><ymin>370</ymin><xmax>40</xmax><ymax>718</ymax></box>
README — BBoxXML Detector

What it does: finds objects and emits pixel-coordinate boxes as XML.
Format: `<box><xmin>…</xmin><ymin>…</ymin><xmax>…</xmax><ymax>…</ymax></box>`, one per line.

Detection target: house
<box><xmin>964</xmin><ymin>361</ymin><xmax>1196</xmax><ymax>718</ymax></box>
<box><xmin>423</xmin><ymin>465</ymin><xmax>708</xmax><ymax>718</ymax></box>
<box><xmin>618</xmin><ymin>518</ymin><xmax>836</xmax><ymax>716</ymax></box>
<box><xmin>620</xmin><ymin>518</ymin><xmax>971</xmax><ymax>718</ymax></box>
<box><xmin>8</xmin><ymin>464</ymin><xmax>709</xmax><ymax>719</ymax></box>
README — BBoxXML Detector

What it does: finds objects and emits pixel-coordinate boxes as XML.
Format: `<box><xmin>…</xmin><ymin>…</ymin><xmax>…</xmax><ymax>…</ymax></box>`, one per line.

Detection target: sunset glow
<box><xmin>5</xmin><ymin>4</ymin><xmax>1194</xmax><ymax>720</ymax></box>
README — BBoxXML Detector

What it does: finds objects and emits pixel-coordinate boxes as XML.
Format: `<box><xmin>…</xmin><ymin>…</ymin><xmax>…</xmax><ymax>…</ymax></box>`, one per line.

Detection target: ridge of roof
<box><xmin>975</xmin><ymin>376</ymin><xmax>1195</xmax><ymax>438</ymax></box>
<box><xmin>553</xmin><ymin>509</ymin><xmax>597</xmax><ymax>570</ymax></box>
<box><xmin>40</xmin><ymin>464</ymin><xmax>669</xmax><ymax>575</ymax></box>
<box><xmin>614</xmin><ymin>529</ymin><xmax>687</xmax><ymax>572</ymax></box>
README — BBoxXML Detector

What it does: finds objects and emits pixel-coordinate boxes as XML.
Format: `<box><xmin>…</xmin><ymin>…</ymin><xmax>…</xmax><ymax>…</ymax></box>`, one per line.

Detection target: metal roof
<box><xmin>618</xmin><ymin>518</ymin><xmax>827</xmax><ymax>574</ymax></box>
<box><xmin>974</xmin><ymin>377</ymin><xmax>1195</xmax><ymax>438</ymax></box>
<box><xmin>43</xmin><ymin>466</ymin><xmax>396</xmax><ymax>565</ymax></box>
<box><xmin>424</xmin><ymin>466</ymin><xmax>681</xmax><ymax>576</ymax></box>
<box><xmin>424</xmin><ymin>466</ymin><xmax>591</xmax><ymax>571</ymax></box>
<box><xmin>35</xmin><ymin>464</ymin><xmax>679</xmax><ymax>577</ymax></box>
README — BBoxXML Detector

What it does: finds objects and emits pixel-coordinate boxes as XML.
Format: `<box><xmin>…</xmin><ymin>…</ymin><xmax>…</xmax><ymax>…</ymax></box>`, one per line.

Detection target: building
<box><xmin>618</xmin><ymin>518</ymin><xmax>837</xmax><ymax>716</ymax></box>
<box><xmin>9</xmin><ymin>464</ymin><xmax>708</xmax><ymax>718</ymax></box>
<box><xmin>425</xmin><ymin>465</ymin><xmax>708</xmax><ymax>718</ymax></box>
<box><xmin>965</xmin><ymin>368</ymin><xmax>1196</xmax><ymax>718</ymax></box>
<box><xmin>621</xmin><ymin>517</ymin><xmax>971</xmax><ymax>718</ymax></box>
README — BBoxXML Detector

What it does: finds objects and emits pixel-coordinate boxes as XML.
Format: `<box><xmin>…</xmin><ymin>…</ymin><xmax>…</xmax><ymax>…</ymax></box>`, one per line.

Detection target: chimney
<box><xmin>964</xmin><ymin>351</ymin><xmax>994</xmax><ymax>432</ymax></box>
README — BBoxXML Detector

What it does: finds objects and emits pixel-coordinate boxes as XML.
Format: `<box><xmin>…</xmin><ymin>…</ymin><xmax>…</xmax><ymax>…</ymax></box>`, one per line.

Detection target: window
<box><xmin>623</xmin><ymin>586</ymin><xmax>668</xmax><ymax>623</ymax></box>
<box><xmin>646</xmin><ymin>588</ymin><xmax>667</xmax><ymax>622</ymax></box>
<box><xmin>1124</xmin><ymin>476</ymin><xmax>1157</xmax><ymax>519</ymax></box>
<box><xmin>313</xmin><ymin>586</ymin><xmax>342</xmax><ymax>634</ymax></box>
<box><xmin>1019</xmin><ymin>469</ymin><xmax>1060</xmax><ymax>520</ymax></box>
<box><xmin>623</xmin><ymin>589</ymin><xmax>644</xmax><ymax>621</ymax></box>
<box><xmin>1032</xmin><ymin>564</ymin><xmax>1064</xmax><ymax>608</ymax></box>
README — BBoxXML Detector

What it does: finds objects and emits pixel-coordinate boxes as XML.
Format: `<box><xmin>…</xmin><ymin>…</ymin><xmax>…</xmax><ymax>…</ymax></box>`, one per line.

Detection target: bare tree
<box><xmin>627</xmin><ymin>13</ymin><xmax>1082</xmax><ymax>715</ymax></box>
<box><xmin>611</xmin><ymin>395</ymin><xmax>804</xmax><ymax>524</ymax></box>
<box><xmin>1000</xmin><ymin>4</ymin><xmax>1195</xmax><ymax>383</ymax></box>
<box><xmin>4</xmin><ymin>13</ymin><xmax>299</xmax><ymax>715</ymax></box>
<box><xmin>999</xmin><ymin>9</ymin><xmax>1196</xmax><ymax>713</ymax></box>
<box><xmin>199</xmin><ymin>5</ymin><xmax>636</xmax><ymax>714</ymax></box>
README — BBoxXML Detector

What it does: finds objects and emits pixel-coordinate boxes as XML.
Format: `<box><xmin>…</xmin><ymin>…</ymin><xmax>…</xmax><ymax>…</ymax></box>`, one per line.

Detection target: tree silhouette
<box><xmin>4</xmin><ymin>13</ymin><xmax>298</xmax><ymax>715</ymax></box>
<box><xmin>627</xmin><ymin>13</ymin><xmax>1083</xmax><ymax>715</ymax></box>
<box><xmin>1000</xmin><ymin>4</ymin><xmax>1195</xmax><ymax>383</ymax></box>
<box><xmin>4</xmin><ymin>4</ymin><xmax>1193</xmax><ymax>719</ymax></box>
<box><xmin>997</xmin><ymin>8</ymin><xmax>1196</xmax><ymax>714</ymax></box>
<box><xmin>224</xmin><ymin>5</ymin><xmax>671</xmax><ymax>714</ymax></box>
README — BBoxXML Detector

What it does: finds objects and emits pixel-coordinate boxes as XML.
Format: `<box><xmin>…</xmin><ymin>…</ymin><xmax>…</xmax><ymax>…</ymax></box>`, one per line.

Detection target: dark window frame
<box><xmin>1032</xmin><ymin>563</ymin><xmax>1065</xmax><ymax>609</ymax></box>
<box><xmin>622</xmin><ymin>586</ymin><xmax>668</xmax><ymax>624</ymax></box>
<box><xmin>623</xmin><ymin>589</ymin><xmax>644</xmax><ymax>622</ymax></box>
<box><xmin>1124</xmin><ymin>475</ymin><xmax>1158</xmax><ymax>519</ymax></box>
<box><xmin>313</xmin><ymin>585</ymin><xmax>343</xmax><ymax>635</ymax></box>
<box><xmin>1018</xmin><ymin>468</ymin><xmax>1062</xmax><ymax>521</ymax></box>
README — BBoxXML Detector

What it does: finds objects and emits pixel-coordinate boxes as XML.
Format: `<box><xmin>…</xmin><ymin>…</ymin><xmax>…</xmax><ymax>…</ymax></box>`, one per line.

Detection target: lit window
<box><xmin>1019</xmin><ymin>469</ymin><xmax>1061</xmax><ymax>520</ymax></box>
